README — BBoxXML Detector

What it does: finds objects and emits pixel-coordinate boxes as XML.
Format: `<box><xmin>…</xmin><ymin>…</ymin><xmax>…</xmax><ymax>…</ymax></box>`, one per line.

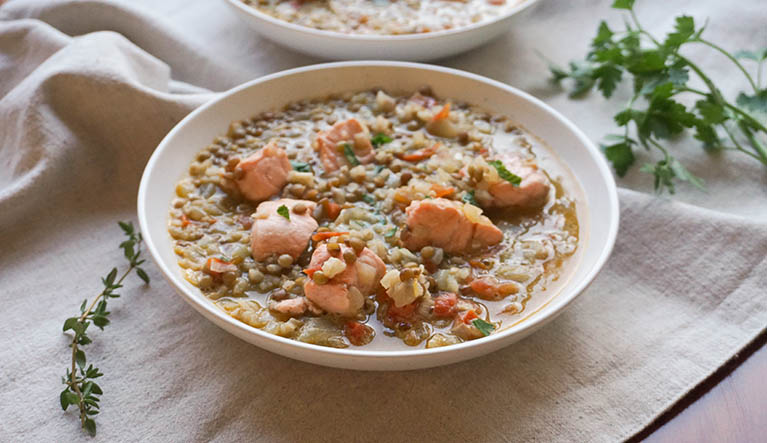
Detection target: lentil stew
<box><xmin>168</xmin><ymin>88</ymin><xmax>582</xmax><ymax>350</ymax></box>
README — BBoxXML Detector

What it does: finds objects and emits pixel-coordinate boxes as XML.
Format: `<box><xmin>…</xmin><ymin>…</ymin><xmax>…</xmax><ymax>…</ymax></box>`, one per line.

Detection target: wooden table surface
<box><xmin>631</xmin><ymin>331</ymin><xmax>767</xmax><ymax>442</ymax></box>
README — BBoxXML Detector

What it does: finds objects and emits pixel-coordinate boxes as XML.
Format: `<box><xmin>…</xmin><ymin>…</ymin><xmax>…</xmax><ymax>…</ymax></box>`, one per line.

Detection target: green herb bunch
<box><xmin>60</xmin><ymin>221</ymin><xmax>150</xmax><ymax>436</ymax></box>
<box><xmin>549</xmin><ymin>0</ymin><xmax>767</xmax><ymax>193</ymax></box>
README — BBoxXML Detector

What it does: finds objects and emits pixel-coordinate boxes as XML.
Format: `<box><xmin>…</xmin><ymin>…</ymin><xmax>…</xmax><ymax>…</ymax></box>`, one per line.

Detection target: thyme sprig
<box><xmin>60</xmin><ymin>221</ymin><xmax>150</xmax><ymax>436</ymax></box>
<box><xmin>549</xmin><ymin>0</ymin><xmax>767</xmax><ymax>193</ymax></box>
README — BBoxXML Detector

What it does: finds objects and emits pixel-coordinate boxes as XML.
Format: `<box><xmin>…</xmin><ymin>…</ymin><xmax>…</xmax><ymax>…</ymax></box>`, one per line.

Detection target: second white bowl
<box><xmin>223</xmin><ymin>0</ymin><xmax>541</xmax><ymax>61</ymax></box>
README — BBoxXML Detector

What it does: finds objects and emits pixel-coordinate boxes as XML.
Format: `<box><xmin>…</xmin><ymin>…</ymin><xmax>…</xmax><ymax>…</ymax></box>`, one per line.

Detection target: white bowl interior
<box><xmin>138</xmin><ymin>62</ymin><xmax>618</xmax><ymax>370</ymax></box>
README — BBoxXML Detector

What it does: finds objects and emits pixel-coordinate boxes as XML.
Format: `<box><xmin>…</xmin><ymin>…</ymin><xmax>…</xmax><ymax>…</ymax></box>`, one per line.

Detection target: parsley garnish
<box><xmin>384</xmin><ymin>227</ymin><xmax>397</xmax><ymax>238</ymax></box>
<box><xmin>462</xmin><ymin>190</ymin><xmax>478</xmax><ymax>206</ymax></box>
<box><xmin>472</xmin><ymin>318</ymin><xmax>495</xmax><ymax>336</ymax></box>
<box><xmin>362</xmin><ymin>194</ymin><xmax>376</xmax><ymax>205</ymax></box>
<box><xmin>488</xmin><ymin>160</ymin><xmax>522</xmax><ymax>186</ymax></box>
<box><xmin>548</xmin><ymin>0</ymin><xmax>767</xmax><ymax>194</ymax></box>
<box><xmin>343</xmin><ymin>143</ymin><xmax>360</xmax><ymax>166</ymax></box>
<box><xmin>277</xmin><ymin>204</ymin><xmax>290</xmax><ymax>220</ymax></box>
<box><xmin>371</xmin><ymin>133</ymin><xmax>393</xmax><ymax>147</ymax></box>
<box><xmin>291</xmin><ymin>161</ymin><xmax>311</xmax><ymax>172</ymax></box>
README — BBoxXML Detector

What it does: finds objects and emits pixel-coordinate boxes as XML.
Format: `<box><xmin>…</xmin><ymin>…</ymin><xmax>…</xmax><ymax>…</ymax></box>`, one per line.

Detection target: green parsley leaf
<box><xmin>736</xmin><ymin>90</ymin><xmax>767</xmax><ymax>114</ymax></box>
<box><xmin>611</xmin><ymin>0</ymin><xmax>635</xmax><ymax>10</ymax></box>
<box><xmin>603</xmin><ymin>140</ymin><xmax>636</xmax><ymax>177</ymax></box>
<box><xmin>472</xmin><ymin>318</ymin><xmax>495</xmax><ymax>336</ymax></box>
<box><xmin>291</xmin><ymin>161</ymin><xmax>311</xmax><ymax>172</ymax></box>
<box><xmin>277</xmin><ymin>205</ymin><xmax>290</xmax><ymax>220</ymax></box>
<box><xmin>384</xmin><ymin>227</ymin><xmax>397</xmax><ymax>238</ymax></box>
<box><xmin>362</xmin><ymin>194</ymin><xmax>376</xmax><ymax>205</ymax></box>
<box><xmin>343</xmin><ymin>143</ymin><xmax>360</xmax><ymax>166</ymax></box>
<box><xmin>371</xmin><ymin>133</ymin><xmax>393</xmax><ymax>147</ymax></box>
<box><xmin>595</xmin><ymin>64</ymin><xmax>623</xmax><ymax>98</ymax></box>
<box><xmin>462</xmin><ymin>190</ymin><xmax>479</xmax><ymax>206</ymax></box>
<box><xmin>663</xmin><ymin>16</ymin><xmax>697</xmax><ymax>52</ymax></box>
<box><xmin>487</xmin><ymin>160</ymin><xmax>522</xmax><ymax>186</ymax></box>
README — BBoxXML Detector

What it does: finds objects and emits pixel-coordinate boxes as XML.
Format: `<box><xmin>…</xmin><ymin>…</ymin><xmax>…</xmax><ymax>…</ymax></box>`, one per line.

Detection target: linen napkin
<box><xmin>1</xmin><ymin>0</ymin><xmax>765</xmax><ymax>441</ymax></box>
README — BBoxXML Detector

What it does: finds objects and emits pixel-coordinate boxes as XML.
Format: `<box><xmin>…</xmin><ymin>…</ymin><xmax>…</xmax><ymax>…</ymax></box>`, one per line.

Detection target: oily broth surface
<box><xmin>168</xmin><ymin>89</ymin><xmax>581</xmax><ymax>351</ymax></box>
<box><xmin>245</xmin><ymin>0</ymin><xmax>527</xmax><ymax>35</ymax></box>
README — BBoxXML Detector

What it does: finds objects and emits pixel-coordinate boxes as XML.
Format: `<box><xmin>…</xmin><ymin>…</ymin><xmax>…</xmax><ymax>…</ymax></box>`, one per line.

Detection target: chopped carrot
<box><xmin>432</xmin><ymin>103</ymin><xmax>451</xmax><ymax>121</ymax></box>
<box><xmin>206</xmin><ymin>257</ymin><xmax>237</xmax><ymax>276</ymax></box>
<box><xmin>430</xmin><ymin>184</ymin><xmax>454</xmax><ymax>198</ymax></box>
<box><xmin>458</xmin><ymin>309</ymin><xmax>479</xmax><ymax>324</ymax></box>
<box><xmin>323</xmin><ymin>200</ymin><xmax>341</xmax><ymax>220</ymax></box>
<box><xmin>303</xmin><ymin>265</ymin><xmax>321</xmax><ymax>278</ymax></box>
<box><xmin>311</xmin><ymin>231</ymin><xmax>349</xmax><ymax>242</ymax></box>
<box><xmin>180</xmin><ymin>214</ymin><xmax>191</xmax><ymax>227</ymax></box>
<box><xmin>400</xmin><ymin>142</ymin><xmax>441</xmax><ymax>162</ymax></box>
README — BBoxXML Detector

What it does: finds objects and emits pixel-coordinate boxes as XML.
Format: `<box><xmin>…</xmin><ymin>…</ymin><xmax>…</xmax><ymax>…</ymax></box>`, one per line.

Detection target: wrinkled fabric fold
<box><xmin>0</xmin><ymin>0</ymin><xmax>765</xmax><ymax>442</ymax></box>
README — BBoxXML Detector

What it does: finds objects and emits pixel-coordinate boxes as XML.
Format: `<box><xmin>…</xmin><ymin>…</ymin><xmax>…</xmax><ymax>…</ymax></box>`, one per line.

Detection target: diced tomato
<box><xmin>433</xmin><ymin>293</ymin><xmax>458</xmax><ymax>317</ymax></box>
<box><xmin>180</xmin><ymin>214</ymin><xmax>191</xmax><ymax>227</ymax></box>
<box><xmin>410</xmin><ymin>93</ymin><xmax>437</xmax><ymax>108</ymax></box>
<box><xmin>387</xmin><ymin>300</ymin><xmax>418</xmax><ymax>322</ymax></box>
<box><xmin>430</xmin><ymin>184</ymin><xmax>455</xmax><ymax>198</ymax></box>
<box><xmin>400</xmin><ymin>142</ymin><xmax>441</xmax><ymax>162</ymax></box>
<box><xmin>469</xmin><ymin>276</ymin><xmax>518</xmax><ymax>301</ymax></box>
<box><xmin>311</xmin><ymin>231</ymin><xmax>349</xmax><ymax>242</ymax></box>
<box><xmin>344</xmin><ymin>321</ymin><xmax>374</xmax><ymax>346</ymax></box>
<box><xmin>458</xmin><ymin>309</ymin><xmax>479</xmax><ymax>324</ymax></box>
<box><xmin>432</xmin><ymin>103</ymin><xmax>451</xmax><ymax>121</ymax></box>
<box><xmin>206</xmin><ymin>257</ymin><xmax>237</xmax><ymax>276</ymax></box>
<box><xmin>469</xmin><ymin>259</ymin><xmax>490</xmax><ymax>270</ymax></box>
<box><xmin>237</xmin><ymin>214</ymin><xmax>253</xmax><ymax>230</ymax></box>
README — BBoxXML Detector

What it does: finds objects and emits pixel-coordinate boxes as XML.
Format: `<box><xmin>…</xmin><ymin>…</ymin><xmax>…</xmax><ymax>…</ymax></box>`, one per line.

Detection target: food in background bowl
<box><xmin>168</xmin><ymin>88</ymin><xmax>580</xmax><ymax>350</ymax></box>
<box><xmin>245</xmin><ymin>0</ymin><xmax>527</xmax><ymax>35</ymax></box>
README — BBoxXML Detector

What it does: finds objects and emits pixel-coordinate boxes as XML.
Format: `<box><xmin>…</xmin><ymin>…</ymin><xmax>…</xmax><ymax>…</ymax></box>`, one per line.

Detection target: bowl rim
<box><xmin>223</xmin><ymin>0</ymin><xmax>542</xmax><ymax>42</ymax></box>
<box><xmin>138</xmin><ymin>61</ymin><xmax>619</xmax><ymax>361</ymax></box>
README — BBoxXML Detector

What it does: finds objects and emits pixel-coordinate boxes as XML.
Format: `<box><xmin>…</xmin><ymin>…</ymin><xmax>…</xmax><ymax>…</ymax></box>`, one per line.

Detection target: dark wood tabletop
<box><xmin>630</xmin><ymin>331</ymin><xmax>767</xmax><ymax>442</ymax></box>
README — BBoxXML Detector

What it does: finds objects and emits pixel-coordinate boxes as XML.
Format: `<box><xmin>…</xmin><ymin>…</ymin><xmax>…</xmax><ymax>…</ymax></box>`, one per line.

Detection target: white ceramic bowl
<box><xmin>138</xmin><ymin>62</ymin><xmax>619</xmax><ymax>371</ymax></box>
<box><xmin>223</xmin><ymin>0</ymin><xmax>541</xmax><ymax>61</ymax></box>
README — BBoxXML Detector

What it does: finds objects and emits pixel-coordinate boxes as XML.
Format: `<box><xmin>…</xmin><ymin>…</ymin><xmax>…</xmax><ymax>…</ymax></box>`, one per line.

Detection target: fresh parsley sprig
<box><xmin>342</xmin><ymin>143</ymin><xmax>360</xmax><ymax>166</ymax></box>
<box><xmin>60</xmin><ymin>221</ymin><xmax>149</xmax><ymax>436</ymax></box>
<box><xmin>488</xmin><ymin>160</ymin><xmax>522</xmax><ymax>186</ymax></box>
<box><xmin>549</xmin><ymin>0</ymin><xmax>767</xmax><ymax>193</ymax></box>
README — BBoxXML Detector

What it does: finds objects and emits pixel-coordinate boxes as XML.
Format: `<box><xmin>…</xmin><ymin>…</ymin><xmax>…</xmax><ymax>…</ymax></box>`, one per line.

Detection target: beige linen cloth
<box><xmin>1</xmin><ymin>0</ymin><xmax>765</xmax><ymax>441</ymax></box>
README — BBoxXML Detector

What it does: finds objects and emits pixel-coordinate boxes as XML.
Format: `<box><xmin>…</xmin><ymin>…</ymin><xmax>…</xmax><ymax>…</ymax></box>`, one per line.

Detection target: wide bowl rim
<box><xmin>137</xmin><ymin>61</ymin><xmax>619</xmax><ymax>362</ymax></box>
<box><xmin>222</xmin><ymin>0</ymin><xmax>542</xmax><ymax>42</ymax></box>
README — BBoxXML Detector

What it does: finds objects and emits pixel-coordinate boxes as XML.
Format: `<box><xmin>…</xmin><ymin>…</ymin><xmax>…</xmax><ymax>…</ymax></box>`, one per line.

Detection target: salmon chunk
<box><xmin>315</xmin><ymin>118</ymin><xmax>375</xmax><ymax>173</ymax></box>
<box><xmin>487</xmin><ymin>154</ymin><xmax>550</xmax><ymax>208</ymax></box>
<box><xmin>269</xmin><ymin>297</ymin><xmax>321</xmax><ymax>317</ymax></box>
<box><xmin>401</xmin><ymin>198</ymin><xmax>503</xmax><ymax>254</ymax></box>
<box><xmin>250</xmin><ymin>199</ymin><xmax>318</xmax><ymax>261</ymax></box>
<box><xmin>303</xmin><ymin>243</ymin><xmax>386</xmax><ymax>317</ymax></box>
<box><xmin>235</xmin><ymin>142</ymin><xmax>292</xmax><ymax>202</ymax></box>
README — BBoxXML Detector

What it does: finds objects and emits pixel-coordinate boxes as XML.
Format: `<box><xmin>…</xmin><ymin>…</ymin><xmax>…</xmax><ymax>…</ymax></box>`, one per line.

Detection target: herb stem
<box><xmin>738</xmin><ymin>121</ymin><xmax>767</xmax><ymax>165</ymax></box>
<box><xmin>61</xmin><ymin>221</ymin><xmax>148</xmax><ymax>437</ymax></box>
<box><xmin>720</xmin><ymin>123</ymin><xmax>762</xmax><ymax>162</ymax></box>
<box><xmin>696</xmin><ymin>38</ymin><xmax>759</xmax><ymax>93</ymax></box>
<box><xmin>68</xmin><ymin>261</ymin><xmax>136</xmax><ymax>429</ymax></box>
